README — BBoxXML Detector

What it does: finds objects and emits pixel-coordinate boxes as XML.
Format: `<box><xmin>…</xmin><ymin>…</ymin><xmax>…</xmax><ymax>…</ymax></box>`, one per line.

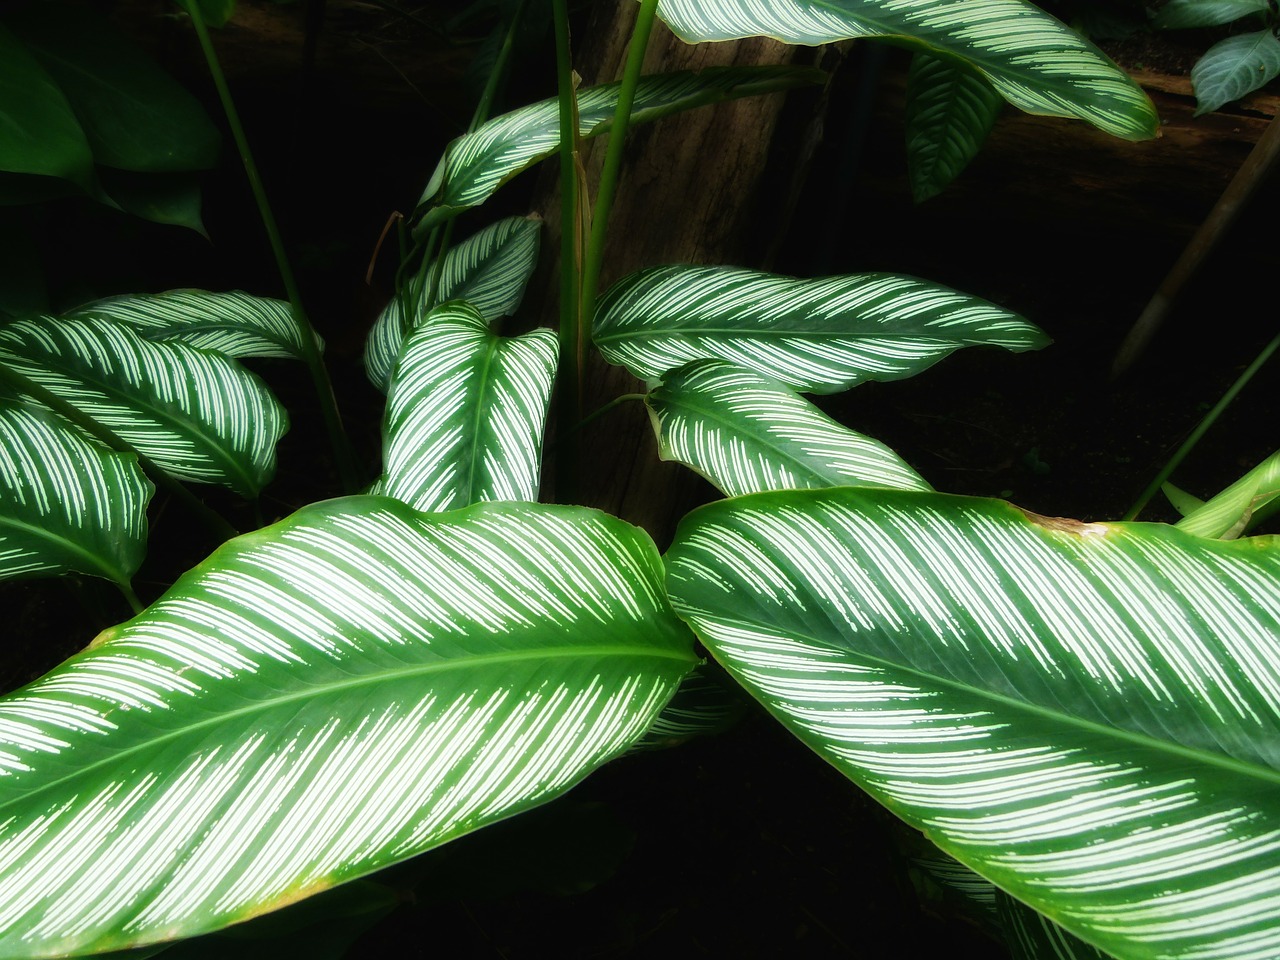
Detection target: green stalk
<box><xmin>0</xmin><ymin>363</ymin><xmax>238</xmax><ymax>543</ymax></box>
<box><xmin>183</xmin><ymin>0</ymin><xmax>359</xmax><ymax>491</ymax></box>
<box><xmin>579</xmin><ymin>0</ymin><xmax>660</xmax><ymax>329</ymax></box>
<box><xmin>552</xmin><ymin>0</ymin><xmax>583</xmax><ymax>503</ymax></box>
<box><xmin>1125</xmin><ymin>330</ymin><xmax>1280</xmax><ymax>521</ymax></box>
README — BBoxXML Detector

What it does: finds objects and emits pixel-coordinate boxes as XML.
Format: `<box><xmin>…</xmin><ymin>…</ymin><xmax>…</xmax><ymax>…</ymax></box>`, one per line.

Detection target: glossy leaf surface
<box><xmin>0</xmin><ymin>316</ymin><xmax>286</xmax><ymax>496</ymax></box>
<box><xmin>365</xmin><ymin>217</ymin><xmax>541</xmax><ymax>392</ymax></box>
<box><xmin>1192</xmin><ymin>30</ymin><xmax>1280</xmax><ymax>114</ymax></box>
<box><xmin>652</xmin><ymin>0</ymin><xmax>1157</xmax><ymax>140</ymax></box>
<box><xmin>1154</xmin><ymin>0</ymin><xmax>1270</xmax><ymax>29</ymax></box>
<box><xmin>0</xmin><ymin>497</ymin><xmax>696</xmax><ymax>956</ymax></box>
<box><xmin>414</xmin><ymin>66</ymin><xmax>822</xmax><ymax>230</ymax></box>
<box><xmin>666</xmin><ymin>487</ymin><xmax>1280</xmax><ymax>959</ymax></box>
<box><xmin>0</xmin><ymin>396</ymin><xmax>150</xmax><ymax>585</ymax></box>
<box><xmin>905</xmin><ymin>53</ymin><xmax>1002</xmax><ymax>203</ymax></box>
<box><xmin>72</xmin><ymin>290</ymin><xmax>316</xmax><ymax>362</ymax></box>
<box><xmin>595</xmin><ymin>265</ymin><xmax>1047</xmax><ymax>393</ymax></box>
<box><xmin>646</xmin><ymin>358</ymin><xmax>930</xmax><ymax>496</ymax></box>
<box><xmin>1176</xmin><ymin>449</ymin><xmax>1280</xmax><ymax>539</ymax></box>
<box><xmin>372</xmin><ymin>303</ymin><xmax>558</xmax><ymax>512</ymax></box>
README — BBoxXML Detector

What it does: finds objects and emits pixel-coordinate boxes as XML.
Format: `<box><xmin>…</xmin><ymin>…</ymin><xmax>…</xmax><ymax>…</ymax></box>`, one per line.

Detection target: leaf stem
<box><xmin>1125</xmin><ymin>330</ymin><xmax>1280</xmax><ymax>521</ymax></box>
<box><xmin>119</xmin><ymin>580</ymin><xmax>145</xmax><ymax>616</ymax></box>
<box><xmin>182</xmin><ymin>0</ymin><xmax>359</xmax><ymax>491</ymax></box>
<box><xmin>0</xmin><ymin>362</ymin><xmax>238</xmax><ymax>542</ymax></box>
<box><xmin>579</xmin><ymin>0</ymin><xmax>659</xmax><ymax>331</ymax></box>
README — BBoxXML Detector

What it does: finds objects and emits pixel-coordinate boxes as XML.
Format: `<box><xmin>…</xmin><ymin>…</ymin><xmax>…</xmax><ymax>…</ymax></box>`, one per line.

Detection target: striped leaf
<box><xmin>413</xmin><ymin>66</ymin><xmax>823</xmax><ymax>231</ymax></box>
<box><xmin>0</xmin><ymin>394</ymin><xmax>151</xmax><ymax>585</ymax></box>
<box><xmin>364</xmin><ymin>217</ymin><xmax>542</xmax><ymax>393</ymax></box>
<box><xmin>0</xmin><ymin>316</ymin><xmax>286</xmax><ymax>497</ymax></box>
<box><xmin>646</xmin><ymin>358</ymin><xmax>930</xmax><ymax>496</ymax></box>
<box><xmin>1191</xmin><ymin>30</ymin><xmax>1280</xmax><ymax>115</ymax></box>
<box><xmin>631</xmin><ymin>665</ymin><xmax>744</xmax><ymax>750</ymax></box>
<box><xmin>653</xmin><ymin>0</ymin><xmax>1158</xmax><ymax>140</ymax></box>
<box><xmin>1154</xmin><ymin>0</ymin><xmax>1270</xmax><ymax>29</ymax></box>
<box><xmin>594</xmin><ymin>266</ymin><xmax>1048</xmax><ymax>393</ymax></box>
<box><xmin>0</xmin><ymin>497</ymin><xmax>696</xmax><ymax>956</ymax></box>
<box><xmin>665</xmin><ymin>487</ymin><xmax>1280</xmax><ymax>959</ymax></box>
<box><xmin>371</xmin><ymin>303</ymin><xmax>557</xmax><ymax>513</ymax></box>
<box><xmin>897</xmin><ymin>831</ymin><xmax>999</xmax><ymax>937</ymax></box>
<box><xmin>1175</xmin><ymin>450</ymin><xmax>1280</xmax><ymax>539</ymax></box>
<box><xmin>999</xmin><ymin>890</ymin><xmax>1114</xmax><ymax>960</ymax></box>
<box><xmin>905</xmin><ymin>52</ymin><xmax>1003</xmax><ymax>203</ymax></box>
<box><xmin>71</xmin><ymin>290</ymin><xmax>318</xmax><ymax>362</ymax></box>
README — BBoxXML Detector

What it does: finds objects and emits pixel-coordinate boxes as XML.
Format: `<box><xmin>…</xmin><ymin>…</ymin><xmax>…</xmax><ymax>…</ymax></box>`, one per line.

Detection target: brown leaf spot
<box><xmin>1018</xmin><ymin>507</ymin><xmax>1112</xmax><ymax>538</ymax></box>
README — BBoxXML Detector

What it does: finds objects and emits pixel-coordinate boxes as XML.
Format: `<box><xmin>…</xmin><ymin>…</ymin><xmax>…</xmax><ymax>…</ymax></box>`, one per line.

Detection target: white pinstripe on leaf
<box><xmin>0</xmin><ymin>497</ymin><xmax>696</xmax><ymax>956</ymax></box>
<box><xmin>414</xmin><ymin>66</ymin><xmax>823</xmax><ymax>231</ymax></box>
<box><xmin>594</xmin><ymin>265</ymin><xmax>1048</xmax><ymax>393</ymax></box>
<box><xmin>654</xmin><ymin>0</ymin><xmax>1158</xmax><ymax>140</ymax></box>
<box><xmin>666</xmin><ymin>487</ymin><xmax>1280</xmax><ymax>959</ymax></box>
<box><xmin>365</xmin><ymin>217</ymin><xmax>542</xmax><ymax>393</ymax></box>
<box><xmin>372</xmin><ymin>302</ymin><xmax>557</xmax><ymax>512</ymax></box>
<box><xmin>71</xmin><ymin>290</ymin><xmax>319</xmax><ymax>361</ymax></box>
<box><xmin>0</xmin><ymin>394</ymin><xmax>151</xmax><ymax>585</ymax></box>
<box><xmin>647</xmin><ymin>358</ymin><xmax>930</xmax><ymax>496</ymax></box>
<box><xmin>0</xmin><ymin>316</ymin><xmax>286</xmax><ymax>497</ymax></box>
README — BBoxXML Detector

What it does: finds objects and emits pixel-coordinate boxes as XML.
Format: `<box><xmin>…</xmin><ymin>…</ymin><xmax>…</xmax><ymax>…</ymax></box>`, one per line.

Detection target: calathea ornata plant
<box><xmin>2</xmin><ymin>1</ymin><xmax>1279</xmax><ymax>958</ymax></box>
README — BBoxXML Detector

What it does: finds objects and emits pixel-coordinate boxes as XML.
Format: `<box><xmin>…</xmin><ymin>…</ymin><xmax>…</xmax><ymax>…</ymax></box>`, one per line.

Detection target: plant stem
<box><xmin>552</xmin><ymin>0</ymin><xmax>583</xmax><ymax>503</ymax></box>
<box><xmin>120</xmin><ymin>581</ymin><xmax>144</xmax><ymax>616</ymax></box>
<box><xmin>566</xmin><ymin>393</ymin><xmax>645</xmax><ymax>437</ymax></box>
<box><xmin>0</xmin><ymin>363</ymin><xmax>239</xmax><ymax>542</ymax></box>
<box><xmin>183</xmin><ymin>0</ymin><xmax>359</xmax><ymax>491</ymax></box>
<box><xmin>1125</xmin><ymin>330</ymin><xmax>1280</xmax><ymax>521</ymax></box>
<box><xmin>579</xmin><ymin>0</ymin><xmax>659</xmax><ymax>330</ymax></box>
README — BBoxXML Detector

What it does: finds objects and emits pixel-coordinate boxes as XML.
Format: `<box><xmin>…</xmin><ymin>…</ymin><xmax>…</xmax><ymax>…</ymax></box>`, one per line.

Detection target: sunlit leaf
<box><xmin>594</xmin><ymin>265</ymin><xmax>1047</xmax><ymax>393</ymax></box>
<box><xmin>0</xmin><ymin>316</ymin><xmax>286</xmax><ymax>496</ymax></box>
<box><xmin>646</xmin><ymin>358</ymin><xmax>930</xmax><ymax>496</ymax></box>
<box><xmin>0</xmin><ymin>497</ymin><xmax>696</xmax><ymax>956</ymax></box>
<box><xmin>905</xmin><ymin>53</ymin><xmax>1002</xmax><ymax>203</ymax></box>
<box><xmin>652</xmin><ymin>0</ymin><xmax>1158</xmax><ymax>140</ymax></box>
<box><xmin>372</xmin><ymin>302</ymin><xmax>557</xmax><ymax>512</ymax></box>
<box><xmin>1192</xmin><ymin>29</ymin><xmax>1280</xmax><ymax>115</ymax></box>
<box><xmin>0</xmin><ymin>394</ymin><xmax>150</xmax><ymax>586</ymax></box>
<box><xmin>72</xmin><ymin>290</ymin><xmax>317</xmax><ymax>362</ymax></box>
<box><xmin>365</xmin><ymin>217</ymin><xmax>541</xmax><ymax>392</ymax></box>
<box><xmin>1175</xmin><ymin>449</ymin><xmax>1280</xmax><ymax>539</ymax></box>
<box><xmin>666</xmin><ymin>487</ymin><xmax>1280</xmax><ymax>959</ymax></box>
<box><xmin>414</xmin><ymin>66</ymin><xmax>823</xmax><ymax>231</ymax></box>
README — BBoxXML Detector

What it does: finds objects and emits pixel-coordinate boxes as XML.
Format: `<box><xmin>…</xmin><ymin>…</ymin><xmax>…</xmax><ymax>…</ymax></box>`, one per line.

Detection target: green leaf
<box><xmin>0</xmin><ymin>497</ymin><xmax>695</xmax><ymax>957</ymax></box>
<box><xmin>182</xmin><ymin>0</ymin><xmax>237</xmax><ymax>29</ymax></box>
<box><xmin>372</xmin><ymin>302</ymin><xmax>557</xmax><ymax>512</ymax></box>
<box><xmin>630</xmin><ymin>665</ymin><xmax>745</xmax><ymax>750</ymax></box>
<box><xmin>0</xmin><ymin>22</ymin><xmax>94</xmax><ymax>187</ymax></box>
<box><xmin>0</xmin><ymin>316</ymin><xmax>286</xmax><ymax>497</ymax></box>
<box><xmin>652</xmin><ymin>0</ymin><xmax>1158</xmax><ymax>140</ymax></box>
<box><xmin>1175</xmin><ymin>449</ymin><xmax>1280</xmax><ymax>539</ymax></box>
<box><xmin>665</xmin><ymin>487</ymin><xmax>1280</xmax><ymax>959</ymax></box>
<box><xmin>646</xmin><ymin>358</ymin><xmax>931</xmax><ymax>497</ymax></box>
<box><xmin>1154</xmin><ymin>0</ymin><xmax>1271</xmax><ymax>29</ymax></box>
<box><xmin>905</xmin><ymin>53</ymin><xmax>1003</xmax><ymax>203</ymax></box>
<box><xmin>1192</xmin><ymin>29</ymin><xmax>1280</xmax><ymax>115</ymax></box>
<box><xmin>1161</xmin><ymin>481</ymin><xmax>1205</xmax><ymax>517</ymax></box>
<box><xmin>365</xmin><ymin>216</ymin><xmax>541</xmax><ymax>392</ymax></box>
<box><xmin>594</xmin><ymin>265</ymin><xmax>1048</xmax><ymax>393</ymax></box>
<box><xmin>896</xmin><ymin>831</ymin><xmax>999</xmax><ymax>938</ymax></box>
<box><xmin>95</xmin><ymin>169</ymin><xmax>207</xmax><ymax>235</ymax></box>
<box><xmin>8</xmin><ymin>3</ymin><xmax>220</xmax><ymax>173</ymax></box>
<box><xmin>998</xmin><ymin>889</ymin><xmax>1114</xmax><ymax>960</ymax></box>
<box><xmin>414</xmin><ymin>65</ymin><xmax>824</xmax><ymax>231</ymax></box>
<box><xmin>71</xmin><ymin>290</ymin><xmax>317</xmax><ymax>362</ymax></box>
<box><xmin>0</xmin><ymin>394</ymin><xmax>151</xmax><ymax>586</ymax></box>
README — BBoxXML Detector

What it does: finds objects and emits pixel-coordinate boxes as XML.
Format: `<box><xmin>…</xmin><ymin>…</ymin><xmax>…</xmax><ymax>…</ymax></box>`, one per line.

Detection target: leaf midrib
<box><xmin>0</xmin><ymin>515</ymin><xmax>128</xmax><ymax>584</ymax></box>
<box><xmin>1</xmin><ymin>640</ymin><xmax>697</xmax><ymax>812</ymax></box>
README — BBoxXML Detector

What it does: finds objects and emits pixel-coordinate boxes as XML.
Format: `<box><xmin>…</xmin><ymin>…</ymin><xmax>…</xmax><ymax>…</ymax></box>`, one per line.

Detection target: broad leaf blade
<box><xmin>1192</xmin><ymin>30</ymin><xmax>1280</xmax><ymax>114</ymax></box>
<box><xmin>0</xmin><ymin>497</ymin><xmax>696</xmax><ymax>956</ymax></box>
<box><xmin>631</xmin><ymin>665</ymin><xmax>745</xmax><ymax>750</ymax></box>
<box><xmin>72</xmin><ymin>290</ymin><xmax>317</xmax><ymax>361</ymax></box>
<box><xmin>998</xmin><ymin>890</ymin><xmax>1114</xmax><ymax>960</ymax></box>
<box><xmin>94</xmin><ymin>170</ymin><xmax>207</xmax><ymax>235</ymax></box>
<box><xmin>594</xmin><ymin>266</ymin><xmax>1047</xmax><ymax>393</ymax></box>
<box><xmin>0</xmin><ymin>395</ymin><xmax>151</xmax><ymax>585</ymax></box>
<box><xmin>0</xmin><ymin>316</ymin><xmax>286</xmax><ymax>496</ymax></box>
<box><xmin>665</xmin><ymin>487</ymin><xmax>1280</xmax><ymax>959</ymax></box>
<box><xmin>646</xmin><ymin>358</ymin><xmax>930</xmax><ymax>496</ymax></box>
<box><xmin>414</xmin><ymin>66</ymin><xmax>823</xmax><ymax>230</ymax></box>
<box><xmin>653</xmin><ymin>0</ymin><xmax>1157</xmax><ymax>140</ymax></box>
<box><xmin>372</xmin><ymin>303</ymin><xmax>557</xmax><ymax>512</ymax></box>
<box><xmin>1154</xmin><ymin>0</ymin><xmax>1270</xmax><ymax>29</ymax></box>
<box><xmin>365</xmin><ymin>217</ymin><xmax>541</xmax><ymax>392</ymax></box>
<box><xmin>1176</xmin><ymin>449</ymin><xmax>1280</xmax><ymax>539</ymax></box>
<box><xmin>905</xmin><ymin>53</ymin><xmax>1003</xmax><ymax>203</ymax></box>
